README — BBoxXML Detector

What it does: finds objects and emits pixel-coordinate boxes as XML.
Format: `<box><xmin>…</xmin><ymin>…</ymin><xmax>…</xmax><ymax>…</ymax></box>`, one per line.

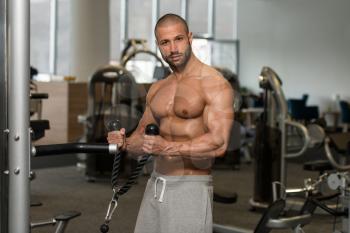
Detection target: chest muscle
<box><xmin>150</xmin><ymin>82</ymin><xmax>205</xmax><ymax>119</ymax></box>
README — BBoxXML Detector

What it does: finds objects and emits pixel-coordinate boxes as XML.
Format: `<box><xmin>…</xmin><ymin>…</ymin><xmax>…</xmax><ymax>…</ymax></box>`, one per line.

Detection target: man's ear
<box><xmin>188</xmin><ymin>32</ymin><xmax>193</xmax><ymax>44</ymax></box>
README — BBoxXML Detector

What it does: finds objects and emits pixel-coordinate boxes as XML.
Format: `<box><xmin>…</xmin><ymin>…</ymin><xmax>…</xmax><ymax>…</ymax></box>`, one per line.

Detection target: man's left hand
<box><xmin>142</xmin><ymin>135</ymin><xmax>168</xmax><ymax>156</ymax></box>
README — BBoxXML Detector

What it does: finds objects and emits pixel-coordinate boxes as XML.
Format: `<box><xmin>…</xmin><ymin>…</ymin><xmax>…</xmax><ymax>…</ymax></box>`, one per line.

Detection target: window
<box><xmin>159</xmin><ymin>0</ymin><xmax>182</xmax><ymax>16</ymax></box>
<box><xmin>30</xmin><ymin>0</ymin><xmax>50</xmax><ymax>73</ymax></box>
<box><xmin>187</xmin><ymin>0</ymin><xmax>210</xmax><ymax>37</ymax></box>
<box><xmin>56</xmin><ymin>0</ymin><xmax>71</xmax><ymax>75</ymax></box>
<box><xmin>215</xmin><ymin>0</ymin><xmax>238</xmax><ymax>39</ymax></box>
<box><xmin>30</xmin><ymin>0</ymin><xmax>71</xmax><ymax>76</ymax></box>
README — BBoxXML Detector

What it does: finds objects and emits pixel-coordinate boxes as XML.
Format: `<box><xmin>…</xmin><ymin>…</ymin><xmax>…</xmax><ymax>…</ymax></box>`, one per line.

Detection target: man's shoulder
<box><xmin>146</xmin><ymin>75</ymin><xmax>173</xmax><ymax>99</ymax></box>
<box><xmin>198</xmin><ymin>65</ymin><xmax>233</xmax><ymax>102</ymax></box>
<box><xmin>150</xmin><ymin>75</ymin><xmax>173</xmax><ymax>90</ymax></box>
<box><xmin>200</xmin><ymin>65</ymin><xmax>230</xmax><ymax>86</ymax></box>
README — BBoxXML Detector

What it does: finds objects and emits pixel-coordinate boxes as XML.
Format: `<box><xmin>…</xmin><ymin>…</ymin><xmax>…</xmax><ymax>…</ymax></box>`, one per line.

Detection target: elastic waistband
<box><xmin>151</xmin><ymin>171</ymin><xmax>212</xmax><ymax>183</ymax></box>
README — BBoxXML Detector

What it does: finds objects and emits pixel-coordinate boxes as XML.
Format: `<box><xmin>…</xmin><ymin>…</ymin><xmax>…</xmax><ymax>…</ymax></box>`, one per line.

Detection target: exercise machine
<box><xmin>120</xmin><ymin>39</ymin><xmax>170</xmax><ymax>83</ymax></box>
<box><xmin>251</xmin><ymin>67</ymin><xmax>312</xmax><ymax>208</ymax></box>
<box><xmin>277</xmin><ymin>128</ymin><xmax>350</xmax><ymax>233</ymax></box>
<box><xmin>0</xmin><ymin>2</ymin><xmax>123</xmax><ymax>232</ymax></box>
<box><xmin>322</xmin><ymin>131</ymin><xmax>350</xmax><ymax>233</ymax></box>
<box><xmin>77</xmin><ymin>64</ymin><xmax>141</xmax><ymax>180</ymax></box>
<box><xmin>213</xmin><ymin>125</ymin><xmax>346</xmax><ymax>233</ymax></box>
<box><xmin>214</xmin><ymin>67</ymin><xmax>311</xmax><ymax>233</ymax></box>
<box><xmin>30</xmin><ymin>210</ymin><xmax>81</xmax><ymax>233</ymax></box>
<box><xmin>0</xmin><ymin>0</ymin><xmax>8</xmax><ymax>231</ymax></box>
<box><xmin>213</xmin><ymin>198</ymin><xmax>312</xmax><ymax>233</ymax></box>
<box><xmin>77</xmin><ymin>39</ymin><xmax>169</xmax><ymax>180</ymax></box>
<box><xmin>1</xmin><ymin>1</ymin><xmax>31</xmax><ymax>232</ymax></box>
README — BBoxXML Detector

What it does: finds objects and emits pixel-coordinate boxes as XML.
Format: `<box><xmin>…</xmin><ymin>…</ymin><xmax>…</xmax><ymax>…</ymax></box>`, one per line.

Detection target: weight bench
<box><xmin>304</xmin><ymin>132</ymin><xmax>350</xmax><ymax>173</ymax></box>
<box><xmin>213</xmin><ymin>199</ymin><xmax>312</xmax><ymax>233</ymax></box>
<box><xmin>31</xmin><ymin>210</ymin><xmax>81</xmax><ymax>233</ymax></box>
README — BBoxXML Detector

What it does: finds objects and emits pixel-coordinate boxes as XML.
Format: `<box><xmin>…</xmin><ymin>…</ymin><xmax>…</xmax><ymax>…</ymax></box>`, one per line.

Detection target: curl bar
<box><xmin>32</xmin><ymin>143</ymin><xmax>118</xmax><ymax>157</ymax></box>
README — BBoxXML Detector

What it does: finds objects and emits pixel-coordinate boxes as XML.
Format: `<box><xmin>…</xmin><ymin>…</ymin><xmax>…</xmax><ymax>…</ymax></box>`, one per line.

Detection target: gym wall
<box><xmin>238</xmin><ymin>0</ymin><xmax>350</xmax><ymax>111</ymax></box>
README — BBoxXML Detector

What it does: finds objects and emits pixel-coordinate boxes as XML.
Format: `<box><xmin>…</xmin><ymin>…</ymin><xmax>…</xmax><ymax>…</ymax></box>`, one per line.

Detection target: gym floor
<box><xmin>31</xmin><ymin>154</ymin><xmax>340</xmax><ymax>233</ymax></box>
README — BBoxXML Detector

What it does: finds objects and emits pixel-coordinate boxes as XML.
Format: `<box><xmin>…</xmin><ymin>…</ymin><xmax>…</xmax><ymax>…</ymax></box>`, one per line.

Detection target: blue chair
<box><xmin>302</xmin><ymin>94</ymin><xmax>309</xmax><ymax>103</ymax></box>
<box><xmin>339</xmin><ymin>100</ymin><xmax>350</xmax><ymax>132</ymax></box>
<box><xmin>288</xmin><ymin>99</ymin><xmax>306</xmax><ymax>120</ymax></box>
<box><xmin>304</xmin><ymin>106</ymin><xmax>319</xmax><ymax>121</ymax></box>
<box><xmin>287</xmin><ymin>94</ymin><xmax>319</xmax><ymax>121</ymax></box>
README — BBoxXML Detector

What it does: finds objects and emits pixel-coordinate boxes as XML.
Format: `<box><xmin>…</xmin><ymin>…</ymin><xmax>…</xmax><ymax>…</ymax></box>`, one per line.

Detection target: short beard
<box><xmin>162</xmin><ymin>43</ymin><xmax>192</xmax><ymax>70</ymax></box>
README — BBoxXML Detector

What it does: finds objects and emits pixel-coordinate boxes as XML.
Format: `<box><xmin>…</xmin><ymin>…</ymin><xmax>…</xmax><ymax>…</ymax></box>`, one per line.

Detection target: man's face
<box><xmin>155</xmin><ymin>22</ymin><xmax>193</xmax><ymax>69</ymax></box>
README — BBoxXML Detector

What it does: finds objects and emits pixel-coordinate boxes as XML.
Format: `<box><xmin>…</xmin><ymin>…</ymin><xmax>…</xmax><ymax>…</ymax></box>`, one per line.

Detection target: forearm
<box><xmin>161</xmin><ymin>134</ymin><xmax>227</xmax><ymax>159</ymax></box>
<box><xmin>124</xmin><ymin>135</ymin><xmax>145</xmax><ymax>159</ymax></box>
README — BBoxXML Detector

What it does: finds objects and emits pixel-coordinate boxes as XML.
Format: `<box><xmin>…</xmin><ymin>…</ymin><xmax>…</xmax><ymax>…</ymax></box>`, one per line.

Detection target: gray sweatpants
<box><xmin>134</xmin><ymin>171</ymin><xmax>213</xmax><ymax>233</ymax></box>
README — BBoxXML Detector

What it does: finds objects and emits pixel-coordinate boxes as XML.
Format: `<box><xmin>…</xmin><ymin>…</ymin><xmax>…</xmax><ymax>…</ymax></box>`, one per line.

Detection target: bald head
<box><xmin>154</xmin><ymin>14</ymin><xmax>189</xmax><ymax>39</ymax></box>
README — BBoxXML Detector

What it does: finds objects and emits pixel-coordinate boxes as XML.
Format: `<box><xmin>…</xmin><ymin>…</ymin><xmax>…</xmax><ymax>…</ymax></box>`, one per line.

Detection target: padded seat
<box><xmin>329</xmin><ymin>132</ymin><xmax>350</xmax><ymax>154</ymax></box>
<box><xmin>214</xmin><ymin>192</ymin><xmax>238</xmax><ymax>204</ymax></box>
<box><xmin>303</xmin><ymin>160</ymin><xmax>333</xmax><ymax>173</ymax></box>
<box><xmin>30</xmin><ymin>120</ymin><xmax>50</xmax><ymax>140</ymax></box>
<box><xmin>54</xmin><ymin>211</ymin><xmax>81</xmax><ymax>221</ymax></box>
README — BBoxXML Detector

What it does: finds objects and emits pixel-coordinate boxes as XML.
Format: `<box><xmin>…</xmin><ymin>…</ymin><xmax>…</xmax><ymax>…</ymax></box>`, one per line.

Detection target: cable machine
<box><xmin>0</xmin><ymin>0</ymin><xmax>8</xmax><ymax>232</ymax></box>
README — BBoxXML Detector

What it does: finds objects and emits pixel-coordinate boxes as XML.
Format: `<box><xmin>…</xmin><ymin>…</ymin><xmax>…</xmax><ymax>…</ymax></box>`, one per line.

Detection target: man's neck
<box><xmin>172</xmin><ymin>53</ymin><xmax>200</xmax><ymax>80</ymax></box>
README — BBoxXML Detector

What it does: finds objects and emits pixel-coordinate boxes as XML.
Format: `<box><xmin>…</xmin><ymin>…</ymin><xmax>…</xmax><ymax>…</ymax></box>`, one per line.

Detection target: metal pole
<box><xmin>180</xmin><ymin>0</ymin><xmax>187</xmax><ymax>20</ymax></box>
<box><xmin>233</xmin><ymin>0</ymin><xmax>239</xmax><ymax>76</ymax></box>
<box><xmin>151</xmin><ymin>0</ymin><xmax>160</xmax><ymax>51</ymax></box>
<box><xmin>233</xmin><ymin>0</ymin><xmax>238</xmax><ymax>39</ymax></box>
<box><xmin>49</xmin><ymin>0</ymin><xmax>58</xmax><ymax>74</ymax></box>
<box><xmin>0</xmin><ymin>0</ymin><xmax>8</xmax><ymax>232</ymax></box>
<box><xmin>236</xmin><ymin>40</ymin><xmax>240</xmax><ymax>77</ymax></box>
<box><xmin>120</xmin><ymin>0</ymin><xmax>128</xmax><ymax>55</ymax></box>
<box><xmin>8</xmin><ymin>0</ymin><xmax>30</xmax><ymax>232</ymax></box>
<box><xmin>207</xmin><ymin>0</ymin><xmax>215</xmax><ymax>38</ymax></box>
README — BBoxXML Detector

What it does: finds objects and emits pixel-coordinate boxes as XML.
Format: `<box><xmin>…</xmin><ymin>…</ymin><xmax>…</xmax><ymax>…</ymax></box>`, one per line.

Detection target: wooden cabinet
<box><xmin>33</xmin><ymin>82</ymin><xmax>88</xmax><ymax>145</ymax></box>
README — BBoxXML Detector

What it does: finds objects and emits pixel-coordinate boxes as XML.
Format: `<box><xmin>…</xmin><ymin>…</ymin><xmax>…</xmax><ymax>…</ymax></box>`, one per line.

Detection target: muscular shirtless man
<box><xmin>107</xmin><ymin>13</ymin><xmax>234</xmax><ymax>233</ymax></box>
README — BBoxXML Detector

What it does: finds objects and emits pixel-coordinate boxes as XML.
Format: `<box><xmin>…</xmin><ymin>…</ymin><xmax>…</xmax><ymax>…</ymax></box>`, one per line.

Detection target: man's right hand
<box><xmin>107</xmin><ymin>128</ymin><xmax>126</xmax><ymax>151</ymax></box>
